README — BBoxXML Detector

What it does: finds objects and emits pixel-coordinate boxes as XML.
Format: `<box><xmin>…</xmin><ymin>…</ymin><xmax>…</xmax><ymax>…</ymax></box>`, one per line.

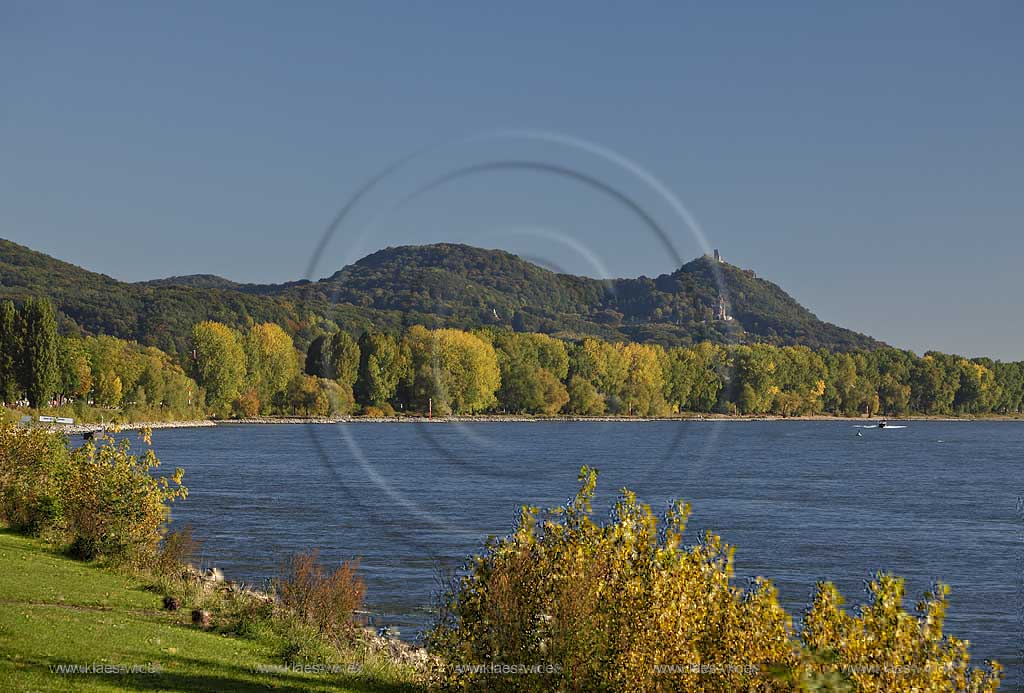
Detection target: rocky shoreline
<box><xmin>177</xmin><ymin>564</ymin><xmax>431</xmax><ymax>669</ymax></box>
<box><xmin>51</xmin><ymin>419</ymin><xmax>217</xmax><ymax>434</ymax></box>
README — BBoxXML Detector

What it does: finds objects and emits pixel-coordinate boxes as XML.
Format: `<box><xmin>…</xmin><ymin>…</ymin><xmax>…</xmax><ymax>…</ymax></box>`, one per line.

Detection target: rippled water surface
<box><xmin>114</xmin><ymin>421</ymin><xmax>1022</xmax><ymax>682</ymax></box>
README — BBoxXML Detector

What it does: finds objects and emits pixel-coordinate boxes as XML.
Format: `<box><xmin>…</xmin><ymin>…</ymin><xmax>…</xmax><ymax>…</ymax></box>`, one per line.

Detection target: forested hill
<box><xmin>276</xmin><ymin>244</ymin><xmax>881</xmax><ymax>350</ymax></box>
<box><xmin>0</xmin><ymin>238</ymin><xmax>385</xmax><ymax>356</ymax></box>
<box><xmin>136</xmin><ymin>274</ymin><xmax>243</xmax><ymax>290</ymax></box>
<box><xmin>0</xmin><ymin>238</ymin><xmax>882</xmax><ymax>354</ymax></box>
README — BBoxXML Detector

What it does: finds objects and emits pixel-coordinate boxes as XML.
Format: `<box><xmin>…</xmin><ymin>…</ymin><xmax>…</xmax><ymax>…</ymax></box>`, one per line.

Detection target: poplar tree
<box><xmin>0</xmin><ymin>300</ymin><xmax>20</xmax><ymax>404</ymax></box>
<box><xmin>17</xmin><ymin>297</ymin><xmax>59</xmax><ymax>408</ymax></box>
<box><xmin>326</xmin><ymin>329</ymin><xmax>360</xmax><ymax>388</ymax></box>
<box><xmin>304</xmin><ymin>334</ymin><xmax>328</xmax><ymax>377</ymax></box>
<box><xmin>355</xmin><ymin>332</ymin><xmax>406</xmax><ymax>408</ymax></box>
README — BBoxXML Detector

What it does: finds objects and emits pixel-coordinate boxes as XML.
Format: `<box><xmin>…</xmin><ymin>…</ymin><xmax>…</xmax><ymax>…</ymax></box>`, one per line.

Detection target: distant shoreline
<box><xmin>224</xmin><ymin>413</ymin><xmax>1023</xmax><ymax>424</ymax></box>
<box><xmin>46</xmin><ymin>412</ymin><xmax>1023</xmax><ymax>434</ymax></box>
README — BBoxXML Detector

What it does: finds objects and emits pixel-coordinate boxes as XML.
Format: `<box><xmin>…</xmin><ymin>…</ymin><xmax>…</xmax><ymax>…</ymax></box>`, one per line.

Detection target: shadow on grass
<box><xmin>22</xmin><ymin>654</ymin><xmax>422</xmax><ymax>693</ymax></box>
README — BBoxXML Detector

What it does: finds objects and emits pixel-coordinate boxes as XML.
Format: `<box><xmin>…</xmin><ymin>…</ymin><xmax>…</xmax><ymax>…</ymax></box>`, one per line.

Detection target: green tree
<box><xmin>565</xmin><ymin>375</ymin><xmax>606</xmax><ymax>415</ymax></box>
<box><xmin>93</xmin><ymin>371</ymin><xmax>123</xmax><ymax>407</ymax></box>
<box><xmin>319</xmin><ymin>377</ymin><xmax>356</xmax><ymax>416</ymax></box>
<box><xmin>730</xmin><ymin>345</ymin><xmax>777</xmax><ymax>415</ymax></box>
<box><xmin>130</xmin><ymin>348</ymin><xmax>163</xmax><ymax>406</ymax></box>
<box><xmin>992</xmin><ymin>361</ymin><xmax>1024</xmax><ymax>413</ymax></box>
<box><xmin>17</xmin><ymin>297</ymin><xmax>59</xmax><ymax>408</ymax></box>
<box><xmin>687</xmin><ymin>342</ymin><xmax>725</xmax><ymax>412</ymax></box>
<box><xmin>492</xmin><ymin>331</ymin><xmax>569</xmax><ymax>414</ymax></box>
<box><xmin>56</xmin><ymin>336</ymin><xmax>92</xmax><ymax>405</ymax></box>
<box><xmin>355</xmin><ymin>332</ymin><xmax>407</xmax><ymax>408</ymax></box>
<box><xmin>737</xmin><ymin>383</ymin><xmax>759</xmax><ymax>415</ymax></box>
<box><xmin>192</xmin><ymin>321</ymin><xmax>245</xmax><ymax>416</ymax></box>
<box><xmin>662</xmin><ymin>347</ymin><xmax>698</xmax><ymax>413</ymax></box>
<box><xmin>0</xmin><ymin>300</ymin><xmax>21</xmax><ymax>404</ymax></box>
<box><xmin>326</xmin><ymin>329</ymin><xmax>360</xmax><ymax>388</ymax></box>
<box><xmin>878</xmin><ymin>373</ymin><xmax>911</xmax><ymax>415</ymax></box>
<box><xmin>875</xmin><ymin>349</ymin><xmax>914</xmax><ymax>415</ymax></box>
<box><xmin>529</xmin><ymin>332</ymin><xmax>569</xmax><ymax>380</ymax></box>
<box><xmin>769</xmin><ymin>346</ymin><xmax>826</xmax><ymax>415</ymax></box>
<box><xmin>824</xmin><ymin>351</ymin><xmax>860</xmax><ymax>415</ymax></box>
<box><xmin>910</xmin><ymin>354</ymin><xmax>959</xmax><ymax>415</ymax></box>
<box><xmin>304</xmin><ymin>334</ymin><xmax>328</xmax><ymax>377</ymax></box>
<box><xmin>84</xmin><ymin>335</ymin><xmax>127</xmax><ymax>407</ymax></box>
<box><xmin>954</xmin><ymin>359</ymin><xmax>996</xmax><ymax>414</ymax></box>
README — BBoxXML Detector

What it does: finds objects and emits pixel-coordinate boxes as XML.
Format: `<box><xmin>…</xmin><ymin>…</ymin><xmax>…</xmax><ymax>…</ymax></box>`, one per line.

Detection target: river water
<box><xmin>114</xmin><ymin>420</ymin><xmax>1021</xmax><ymax>682</ymax></box>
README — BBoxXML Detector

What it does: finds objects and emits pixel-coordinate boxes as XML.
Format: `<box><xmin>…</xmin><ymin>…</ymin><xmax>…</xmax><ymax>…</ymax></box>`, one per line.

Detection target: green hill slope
<box><xmin>0</xmin><ymin>238</ymin><xmax>882</xmax><ymax>353</ymax></box>
<box><xmin>0</xmin><ymin>238</ymin><xmax>384</xmax><ymax>355</ymax></box>
<box><xmin>280</xmin><ymin>243</ymin><xmax>880</xmax><ymax>350</ymax></box>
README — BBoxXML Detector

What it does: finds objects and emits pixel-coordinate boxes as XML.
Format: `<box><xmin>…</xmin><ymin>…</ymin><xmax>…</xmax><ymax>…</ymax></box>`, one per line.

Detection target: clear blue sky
<box><xmin>2</xmin><ymin>2</ymin><xmax>1021</xmax><ymax>359</ymax></box>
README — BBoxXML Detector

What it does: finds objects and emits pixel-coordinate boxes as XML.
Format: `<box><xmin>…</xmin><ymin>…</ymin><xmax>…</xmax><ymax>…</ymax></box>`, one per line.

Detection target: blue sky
<box><xmin>1</xmin><ymin>2</ymin><xmax>1021</xmax><ymax>359</ymax></box>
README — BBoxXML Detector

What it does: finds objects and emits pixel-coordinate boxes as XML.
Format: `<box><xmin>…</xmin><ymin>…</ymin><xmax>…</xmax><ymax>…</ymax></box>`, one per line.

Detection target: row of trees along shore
<box><xmin>303</xmin><ymin>325</ymin><xmax>1024</xmax><ymax>417</ymax></box>
<box><xmin>0</xmin><ymin>298</ymin><xmax>202</xmax><ymax>419</ymax></box>
<box><xmin>2</xmin><ymin>297</ymin><xmax>1023</xmax><ymax>419</ymax></box>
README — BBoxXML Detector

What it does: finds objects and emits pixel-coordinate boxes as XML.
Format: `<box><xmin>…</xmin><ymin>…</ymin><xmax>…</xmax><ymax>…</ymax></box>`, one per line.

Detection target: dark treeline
<box><xmin>4</xmin><ymin>297</ymin><xmax>1023</xmax><ymax>420</ymax></box>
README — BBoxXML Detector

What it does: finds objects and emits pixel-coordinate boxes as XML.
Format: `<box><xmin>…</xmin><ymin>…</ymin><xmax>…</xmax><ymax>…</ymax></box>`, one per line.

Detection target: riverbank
<box><xmin>0</xmin><ymin>530</ymin><xmax>423</xmax><ymax>692</ymax></box>
<box><xmin>222</xmin><ymin>413</ymin><xmax>1022</xmax><ymax>424</ymax></box>
<box><xmin>53</xmin><ymin>419</ymin><xmax>217</xmax><ymax>434</ymax></box>
<box><xmin>34</xmin><ymin>412</ymin><xmax>1023</xmax><ymax>435</ymax></box>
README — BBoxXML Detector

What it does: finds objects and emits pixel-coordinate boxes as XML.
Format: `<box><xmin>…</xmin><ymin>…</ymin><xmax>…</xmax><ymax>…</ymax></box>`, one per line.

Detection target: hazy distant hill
<box><xmin>0</xmin><ymin>238</ymin><xmax>883</xmax><ymax>354</ymax></box>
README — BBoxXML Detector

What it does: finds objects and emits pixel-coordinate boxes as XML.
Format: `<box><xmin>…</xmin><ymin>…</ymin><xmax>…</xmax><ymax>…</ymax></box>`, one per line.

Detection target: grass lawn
<box><xmin>0</xmin><ymin>530</ymin><xmax>420</xmax><ymax>692</ymax></box>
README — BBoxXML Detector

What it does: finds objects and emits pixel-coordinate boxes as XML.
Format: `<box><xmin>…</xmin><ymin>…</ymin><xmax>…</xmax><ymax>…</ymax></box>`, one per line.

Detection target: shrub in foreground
<box><xmin>277</xmin><ymin>548</ymin><xmax>366</xmax><ymax>645</ymax></box>
<box><xmin>151</xmin><ymin>524</ymin><xmax>203</xmax><ymax>577</ymax></box>
<box><xmin>0</xmin><ymin>423</ymin><xmax>70</xmax><ymax>533</ymax></box>
<box><xmin>63</xmin><ymin>428</ymin><xmax>187</xmax><ymax>561</ymax></box>
<box><xmin>0</xmin><ymin>423</ymin><xmax>187</xmax><ymax>563</ymax></box>
<box><xmin>800</xmin><ymin>577</ymin><xmax>1002</xmax><ymax>692</ymax></box>
<box><xmin>429</xmin><ymin>467</ymin><xmax>1002</xmax><ymax>692</ymax></box>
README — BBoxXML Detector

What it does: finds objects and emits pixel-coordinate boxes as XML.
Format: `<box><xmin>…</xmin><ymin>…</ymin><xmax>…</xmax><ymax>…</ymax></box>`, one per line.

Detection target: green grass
<box><xmin>0</xmin><ymin>531</ymin><xmax>421</xmax><ymax>692</ymax></box>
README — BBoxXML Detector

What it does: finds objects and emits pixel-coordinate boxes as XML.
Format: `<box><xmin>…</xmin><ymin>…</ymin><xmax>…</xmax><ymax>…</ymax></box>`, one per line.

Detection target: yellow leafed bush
<box><xmin>429</xmin><ymin>467</ymin><xmax>1002</xmax><ymax>692</ymax></box>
